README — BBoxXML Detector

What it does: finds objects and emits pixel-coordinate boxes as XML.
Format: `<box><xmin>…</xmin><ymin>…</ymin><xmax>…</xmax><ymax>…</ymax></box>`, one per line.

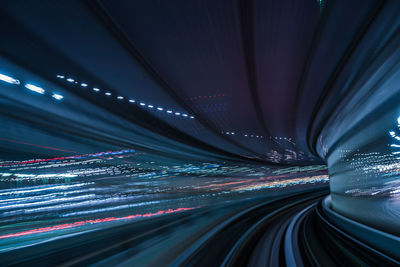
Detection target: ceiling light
<box><xmin>25</xmin><ymin>84</ymin><xmax>45</xmax><ymax>94</ymax></box>
<box><xmin>0</xmin><ymin>73</ymin><xmax>20</xmax><ymax>85</ymax></box>
<box><xmin>52</xmin><ymin>93</ymin><xmax>63</xmax><ymax>100</ymax></box>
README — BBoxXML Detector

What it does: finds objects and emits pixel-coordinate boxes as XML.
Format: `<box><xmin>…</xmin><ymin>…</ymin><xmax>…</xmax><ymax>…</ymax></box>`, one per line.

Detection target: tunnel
<box><xmin>0</xmin><ymin>0</ymin><xmax>399</xmax><ymax>266</ymax></box>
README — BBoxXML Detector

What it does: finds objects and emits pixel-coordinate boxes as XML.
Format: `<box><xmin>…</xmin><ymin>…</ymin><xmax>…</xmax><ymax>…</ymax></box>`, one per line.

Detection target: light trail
<box><xmin>0</xmin><ymin>207</ymin><xmax>197</xmax><ymax>239</ymax></box>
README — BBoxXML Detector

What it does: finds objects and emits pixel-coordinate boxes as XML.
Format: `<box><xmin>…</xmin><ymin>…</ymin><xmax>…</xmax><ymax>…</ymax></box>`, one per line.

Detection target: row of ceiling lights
<box><xmin>0</xmin><ymin>73</ymin><xmax>63</xmax><ymax>100</ymax></box>
<box><xmin>223</xmin><ymin>131</ymin><xmax>265</xmax><ymax>138</ymax></box>
<box><xmin>57</xmin><ymin>75</ymin><xmax>195</xmax><ymax>119</ymax></box>
<box><xmin>223</xmin><ymin>131</ymin><xmax>295</xmax><ymax>142</ymax></box>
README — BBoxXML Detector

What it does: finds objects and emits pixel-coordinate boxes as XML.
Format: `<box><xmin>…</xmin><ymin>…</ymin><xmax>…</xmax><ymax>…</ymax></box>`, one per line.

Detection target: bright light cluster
<box><xmin>57</xmin><ymin>74</ymin><xmax>195</xmax><ymax>119</ymax></box>
<box><xmin>389</xmin><ymin>116</ymin><xmax>400</xmax><ymax>154</ymax></box>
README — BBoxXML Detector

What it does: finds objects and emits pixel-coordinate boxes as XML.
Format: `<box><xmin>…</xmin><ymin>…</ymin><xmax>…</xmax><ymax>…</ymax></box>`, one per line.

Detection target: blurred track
<box><xmin>1</xmin><ymin>187</ymin><xmax>398</xmax><ymax>266</ymax></box>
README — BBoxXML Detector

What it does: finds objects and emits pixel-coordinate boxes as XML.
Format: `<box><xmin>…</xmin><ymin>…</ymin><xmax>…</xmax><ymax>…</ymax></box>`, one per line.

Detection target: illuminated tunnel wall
<box><xmin>316</xmin><ymin>0</ymin><xmax>400</xmax><ymax>235</ymax></box>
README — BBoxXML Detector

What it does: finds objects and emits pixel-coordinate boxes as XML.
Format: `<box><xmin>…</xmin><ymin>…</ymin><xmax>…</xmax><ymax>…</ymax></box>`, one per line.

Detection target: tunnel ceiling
<box><xmin>0</xmin><ymin>0</ymin><xmax>385</xmax><ymax>165</ymax></box>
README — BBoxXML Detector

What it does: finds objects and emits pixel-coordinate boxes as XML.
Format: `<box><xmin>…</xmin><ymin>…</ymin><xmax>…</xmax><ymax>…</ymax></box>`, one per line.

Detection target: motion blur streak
<box><xmin>0</xmin><ymin>207</ymin><xmax>196</xmax><ymax>239</ymax></box>
<box><xmin>0</xmin><ymin>0</ymin><xmax>399</xmax><ymax>266</ymax></box>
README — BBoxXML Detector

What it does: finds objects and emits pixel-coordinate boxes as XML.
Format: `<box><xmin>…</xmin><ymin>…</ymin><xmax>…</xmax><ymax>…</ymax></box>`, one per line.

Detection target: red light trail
<box><xmin>0</xmin><ymin>207</ymin><xmax>197</xmax><ymax>239</ymax></box>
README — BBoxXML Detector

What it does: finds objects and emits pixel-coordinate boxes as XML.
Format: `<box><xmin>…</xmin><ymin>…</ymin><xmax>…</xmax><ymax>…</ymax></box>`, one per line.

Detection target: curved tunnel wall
<box><xmin>316</xmin><ymin>1</ymin><xmax>400</xmax><ymax>235</ymax></box>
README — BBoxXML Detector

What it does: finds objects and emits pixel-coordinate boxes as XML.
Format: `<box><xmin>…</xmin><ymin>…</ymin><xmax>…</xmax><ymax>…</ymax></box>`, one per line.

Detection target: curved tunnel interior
<box><xmin>0</xmin><ymin>0</ymin><xmax>399</xmax><ymax>265</ymax></box>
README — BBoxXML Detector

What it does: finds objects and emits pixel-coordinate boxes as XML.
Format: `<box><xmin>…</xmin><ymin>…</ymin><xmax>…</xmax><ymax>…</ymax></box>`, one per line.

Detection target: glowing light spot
<box><xmin>148</xmin><ymin>105</ymin><xmax>154</xmax><ymax>108</ymax></box>
<box><xmin>93</xmin><ymin>88</ymin><xmax>100</xmax><ymax>92</ymax></box>
<box><xmin>140</xmin><ymin>103</ymin><xmax>146</xmax><ymax>106</ymax></box>
<box><xmin>182</xmin><ymin>114</ymin><xmax>188</xmax><ymax>117</ymax></box>
<box><xmin>190</xmin><ymin>116</ymin><xmax>194</xmax><ymax>119</ymax></box>
<box><xmin>56</xmin><ymin>75</ymin><xmax>65</xmax><ymax>79</ymax></box>
<box><xmin>25</xmin><ymin>84</ymin><xmax>45</xmax><ymax>94</ymax></box>
<box><xmin>117</xmin><ymin>96</ymin><xmax>124</xmax><ymax>100</ymax></box>
<box><xmin>129</xmin><ymin>99</ymin><xmax>135</xmax><ymax>103</ymax></box>
<box><xmin>157</xmin><ymin>107</ymin><xmax>163</xmax><ymax>111</ymax></box>
<box><xmin>167</xmin><ymin>110</ymin><xmax>172</xmax><ymax>113</ymax></box>
<box><xmin>66</xmin><ymin>78</ymin><xmax>74</xmax><ymax>83</ymax></box>
<box><xmin>0</xmin><ymin>73</ymin><xmax>20</xmax><ymax>85</ymax></box>
<box><xmin>52</xmin><ymin>93</ymin><xmax>63</xmax><ymax>100</ymax></box>
<box><xmin>105</xmin><ymin>92</ymin><xmax>112</xmax><ymax>96</ymax></box>
<box><xmin>81</xmin><ymin>83</ymin><xmax>88</xmax><ymax>87</ymax></box>
<box><xmin>175</xmin><ymin>112</ymin><xmax>181</xmax><ymax>115</ymax></box>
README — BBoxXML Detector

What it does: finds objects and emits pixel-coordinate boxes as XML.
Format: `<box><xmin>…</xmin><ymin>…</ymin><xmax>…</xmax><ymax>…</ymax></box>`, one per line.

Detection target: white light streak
<box><xmin>25</xmin><ymin>84</ymin><xmax>45</xmax><ymax>94</ymax></box>
<box><xmin>52</xmin><ymin>93</ymin><xmax>63</xmax><ymax>100</ymax></box>
<box><xmin>0</xmin><ymin>73</ymin><xmax>20</xmax><ymax>85</ymax></box>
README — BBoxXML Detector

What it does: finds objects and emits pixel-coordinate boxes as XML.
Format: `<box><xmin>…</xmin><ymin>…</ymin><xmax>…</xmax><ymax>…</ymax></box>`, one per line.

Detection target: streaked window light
<box><xmin>129</xmin><ymin>99</ymin><xmax>135</xmax><ymax>103</ymax></box>
<box><xmin>25</xmin><ymin>84</ymin><xmax>45</xmax><ymax>94</ymax></box>
<box><xmin>167</xmin><ymin>110</ymin><xmax>172</xmax><ymax>113</ymax></box>
<box><xmin>140</xmin><ymin>103</ymin><xmax>146</xmax><ymax>106</ymax></box>
<box><xmin>157</xmin><ymin>107</ymin><xmax>163</xmax><ymax>111</ymax></box>
<box><xmin>175</xmin><ymin>112</ymin><xmax>181</xmax><ymax>115</ymax></box>
<box><xmin>93</xmin><ymin>87</ymin><xmax>100</xmax><ymax>92</ymax></box>
<box><xmin>105</xmin><ymin>92</ymin><xmax>112</xmax><ymax>96</ymax></box>
<box><xmin>81</xmin><ymin>83</ymin><xmax>88</xmax><ymax>87</ymax></box>
<box><xmin>52</xmin><ymin>93</ymin><xmax>64</xmax><ymax>100</ymax></box>
<box><xmin>182</xmin><ymin>114</ymin><xmax>188</xmax><ymax>117</ymax></box>
<box><xmin>0</xmin><ymin>73</ymin><xmax>20</xmax><ymax>85</ymax></box>
<box><xmin>66</xmin><ymin>78</ymin><xmax>74</xmax><ymax>83</ymax></box>
<box><xmin>56</xmin><ymin>75</ymin><xmax>65</xmax><ymax>79</ymax></box>
<box><xmin>148</xmin><ymin>105</ymin><xmax>154</xmax><ymax>108</ymax></box>
<box><xmin>117</xmin><ymin>96</ymin><xmax>124</xmax><ymax>100</ymax></box>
